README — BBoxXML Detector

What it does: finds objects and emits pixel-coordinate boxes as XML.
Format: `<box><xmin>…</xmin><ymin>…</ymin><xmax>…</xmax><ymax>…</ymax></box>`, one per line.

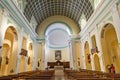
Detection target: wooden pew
<box><xmin>64</xmin><ymin>69</ymin><xmax>120</xmax><ymax>80</ymax></box>
<box><xmin>0</xmin><ymin>70</ymin><xmax>55</xmax><ymax>80</ymax></box>
<box><xmin>25</xmin><ymin>70</ymin><xmax>55</xmax><ymax>80</ymax></box>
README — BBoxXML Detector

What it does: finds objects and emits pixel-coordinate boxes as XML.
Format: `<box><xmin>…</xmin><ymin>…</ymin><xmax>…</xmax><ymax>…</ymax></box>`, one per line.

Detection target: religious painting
<box><xmin>20</xmin><ymin>49</ymin><xmax>28</xmax><ymax>56</ymax></box>
<box><xmin>55</xmin><ymin>50</ymin><xmax>61</xmax><ymax>60</ymax></box>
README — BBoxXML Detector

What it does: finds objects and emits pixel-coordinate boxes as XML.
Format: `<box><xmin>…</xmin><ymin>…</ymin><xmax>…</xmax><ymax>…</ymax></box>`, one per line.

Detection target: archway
<box><xmin>84</xmin><ymin>41</ymin><xmax>92</xmax><ymax>70</ymax></box>
<box><xmin>44</xmin><ymin>23</ymin><xmax>71</xmax><ymax>69</ymax></box>
<box><xmin>0</xmin><ymin>44</ymin><xmax>10</xmax><ymax>75</ymax></box>
<box><xmin>101</xmin><ymin>23</ymin><xmax>120</xmax><ymax>73</ymax></box>
<box><xmin>19</xmin><ymin>37</ymin><xmax>27</xmax><ymax>72</ymax></box>
<box><xmin>26</xmin><ymin>43</ymin><xmax>33</xmax><ymax>71</ymax></box>
<box><xmin>0</xmin><ymin>27</ymin><xmax>18</xmax><ymax>75</ymax></box>
<box><xmin>94</xmin><ymin>54</ymin><xmax>101</xmax><ymax>71</ymax></box>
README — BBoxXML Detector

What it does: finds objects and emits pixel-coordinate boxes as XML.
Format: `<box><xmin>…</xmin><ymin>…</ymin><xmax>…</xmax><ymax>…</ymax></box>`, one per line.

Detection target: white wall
<box><xmin>45</xmin><ymin>47</ymin><xmax>70</xmax><ymax>62</ymax></box>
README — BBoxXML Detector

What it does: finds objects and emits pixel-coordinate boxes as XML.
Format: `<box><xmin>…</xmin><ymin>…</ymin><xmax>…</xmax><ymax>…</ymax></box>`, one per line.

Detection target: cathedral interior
<box><xmin>0</xmin><ymin>0</ymin><xmax>120</xmax><ymax>80</ymax></box>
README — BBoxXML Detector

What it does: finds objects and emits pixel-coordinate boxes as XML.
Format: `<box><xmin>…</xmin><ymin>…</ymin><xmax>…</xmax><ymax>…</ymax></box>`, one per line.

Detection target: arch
<box><xmin>1</xmin><ymin>23</ymin><xmax>19</xmax><ymax>42</ymax></box>
<box><xmin>84</xmin><ymin>41</ymin><xmax>92</xmax><ymax>70</ymax></box>
<box><xmin>0</xmin><ymin>26</ymin><xmax>18</xmax><ymax>75</ymax></box>
<box><xmin>100</xmin><ymin>23</ymin><xmax>120</xmax><ymax>73</ymax></box>
<box><xmin>45</xmin><ymin>28</ymin><xmax>70</xmax><ymax>36</ymax></box>
<box><xmin>37</xmin><ymin>15</ymin><xmax>80</xmax><ymax>36</ymax></box>
<box><xmin>44</xmin><ymin>22</ymin><xmax>72</xmax><ymax>35</ymax></box>
<box><xmin>3</xmin><ymin>39</ymin><xmax>11</xmax><ymax>48</ymax></box>
<box><xmin>93</xmin><ymin>54</ymin><xmax>101</xmax><ymax>71</ymax></box>
<box><xmin>99</xmin><ymin>21</ymin><xmax>114</xmax><ymax>36</ymax></box>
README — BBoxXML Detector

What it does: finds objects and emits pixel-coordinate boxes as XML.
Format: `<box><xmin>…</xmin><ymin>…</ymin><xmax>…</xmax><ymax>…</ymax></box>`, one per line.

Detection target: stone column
<box><xmin>71</xmin><ymin>40</ymin><xmax>78</xmax><ymax>69</ymax></box>
<box><xmin>68</xmin><ymin>40</ymin><xmax>74</xmax><ymax>69</ymax></box>
<box><xmin>80</xmin><ymin>40</ymin><xmax>86</xmax><ymax>69</ymax></box>
<box><xmin>41</xmin><ymin>40</ymin><xmax>46</xmax><ymax>70</ymax></box>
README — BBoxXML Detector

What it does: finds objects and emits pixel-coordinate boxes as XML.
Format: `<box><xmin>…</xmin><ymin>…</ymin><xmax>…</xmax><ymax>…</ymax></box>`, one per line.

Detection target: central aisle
<box><xmin>54</xmin><ymin>70</ymin><xmax>66</xmax><ymax>80</ymax></box>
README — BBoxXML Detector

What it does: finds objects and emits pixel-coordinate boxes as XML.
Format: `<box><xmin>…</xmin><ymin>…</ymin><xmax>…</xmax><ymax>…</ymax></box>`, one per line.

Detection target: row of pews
<box><xmin>64</xmin><ymin>69</ymin><xmax>120</xmax><ymax>80</ymax></box>
<box><xmin>0</xmin><ymin>70</ymin><xmax>55</xmax><ymax>80</ymax></box>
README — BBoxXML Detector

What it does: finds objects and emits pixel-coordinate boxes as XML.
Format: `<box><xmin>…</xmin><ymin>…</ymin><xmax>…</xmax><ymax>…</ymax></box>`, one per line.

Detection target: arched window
<box><xmin>45</xmin><ymin>23</ymin><xmax>71</xmax><ymax>48</ymax></box>
<box><xmin>79</xmin><ymin>14</ymin><xmax>86</xmax><ymax>30</ymax></box>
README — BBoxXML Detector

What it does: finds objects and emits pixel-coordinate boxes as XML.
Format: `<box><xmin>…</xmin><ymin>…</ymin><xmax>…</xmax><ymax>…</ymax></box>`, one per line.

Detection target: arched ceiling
<box><xmin>24</xmin><ymin>0</ymin><xmax>94</xmax><ymax>32</ymax></box>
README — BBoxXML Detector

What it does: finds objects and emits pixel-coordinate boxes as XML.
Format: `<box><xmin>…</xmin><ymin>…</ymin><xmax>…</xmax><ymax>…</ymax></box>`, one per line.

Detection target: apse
<box><xmin>45</xmin><ymin>23</ymin><xmax>71</xmax><ymax>48</ymax></box>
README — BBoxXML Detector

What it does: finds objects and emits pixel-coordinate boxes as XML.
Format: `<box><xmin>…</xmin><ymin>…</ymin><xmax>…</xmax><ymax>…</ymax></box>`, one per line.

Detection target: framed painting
<box><xmin>55</xmin><ymin>50</ymin><xmax>61</xmax><ymax>60</ymax></box>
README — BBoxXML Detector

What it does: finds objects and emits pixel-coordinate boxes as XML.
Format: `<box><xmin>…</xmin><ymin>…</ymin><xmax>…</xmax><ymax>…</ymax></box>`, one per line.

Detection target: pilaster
<box><xmin>41</xmin><ymin>40</ymin><xmax>46</xmax><ymax>70</ymax></box>
<box><xmin>68</xmin><ymin>40</ymin><xmax>74</xmax><ymax>69</ymax></box>
<box><xmin>95</xmin><ymin>26</ymin><xmax>105</xmax><ymax>72</ymax></box>
<box><xmin>81</xmin><ymin>40</ymin><xmax>86</xmax><ymax>69</ymax></box>
<box><xmin>15</xmin><ymin>27</ymin><xmax>24</xmax><ymax>73</ymax></box>
<box><xmin>112</xmin><ymin>4</ymin><xmax>120</xmax><ymax>43</ymax></box>
<box><xmin>88</xmin><ymin>33</ymin><xmax>95</xmax><ymax>70</ymax></box>
<box><xmin>32</xmin><ymin>40</ymin><xmax>38</xmax><ymax>70</ymax></box>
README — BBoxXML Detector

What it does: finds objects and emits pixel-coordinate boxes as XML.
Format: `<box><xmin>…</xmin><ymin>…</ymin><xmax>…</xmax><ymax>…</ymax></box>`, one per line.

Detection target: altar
<box><xmin>54</xmin><ymin>66</ymin><xmax>64</xmax><ymax>70</ymax></box>
<box><xmin>47</xmin><ymin>61</ymin><xmax>70</xmax><ymax>68</ymax></box>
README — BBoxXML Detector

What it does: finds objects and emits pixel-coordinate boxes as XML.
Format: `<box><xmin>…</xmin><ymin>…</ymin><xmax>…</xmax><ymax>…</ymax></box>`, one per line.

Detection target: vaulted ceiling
<box><xmin>24</xmin><ymin>0</ymin><xmax>94</xmax><ymax>32</ymax></box>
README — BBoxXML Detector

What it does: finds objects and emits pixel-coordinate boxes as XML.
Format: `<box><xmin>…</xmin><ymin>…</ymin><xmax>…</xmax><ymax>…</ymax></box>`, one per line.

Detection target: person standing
<box><xmin>111</xmin><ymin>64</ymin><xmax>115</xmax><ymax>73</ymax></box>
<box><xmin>107</xmin><ymin>64</ymin><xmax>111</xmax><ymax>73</ymax></box>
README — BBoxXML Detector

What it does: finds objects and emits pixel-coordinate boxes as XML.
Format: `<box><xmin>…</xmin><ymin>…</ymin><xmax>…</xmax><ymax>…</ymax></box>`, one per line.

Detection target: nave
<box><xmin>0</xmin><ymin>0</ymin><xmax>120</xmax><ymax>79</ymax></box>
